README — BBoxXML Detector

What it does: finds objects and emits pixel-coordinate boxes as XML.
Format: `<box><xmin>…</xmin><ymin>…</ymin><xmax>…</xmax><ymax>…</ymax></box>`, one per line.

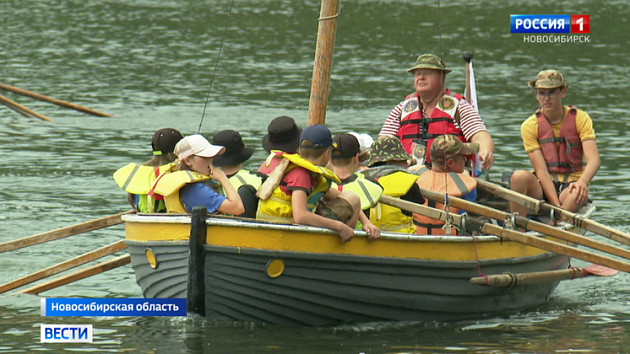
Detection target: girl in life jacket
<box><xmin>113</xmin><ymin>128</ymin><xmax>183</xmax><ymax>213</ymax></box>
<box><xmin>151</xmin><ymin>135</ymin><xmax>244</xmax><ymax>215</ymax></box>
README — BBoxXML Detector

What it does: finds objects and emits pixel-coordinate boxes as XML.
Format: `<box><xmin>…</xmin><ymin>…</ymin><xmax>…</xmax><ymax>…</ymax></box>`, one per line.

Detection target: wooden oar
<box><xmin>18</xmin><ymin>254</ymin><xmax>131</xmax><ymax>295</ymax></box>
<box><xmin>0</xmin><ymin>240</ymin><xmax>127</xmax><ymax>295</ymax></box>
<box><xmin>476</xmin><ymin>178</ymin><xmax>630</xmax><ymax>247</ymax></box>
<box><xmin>0</xmin><ymin>94</ymin><xmax>54</xmax><ymax>122</ymax></box>
<box><xmin>0</xmin><ymin>83</ymin><xmax>111</xmax><ymax>117</ymax></box>
<box><xmin>379</xmin><ymin>195</ymin><xmax>630</xmax><ymax>274</ymax></box>
<box><xmin>0</xmin><ymin>211</ymin><xmax>133</xmax><ymax>254</ymax></box>
<box><xmin>418</xmin><ymin>188</ymin><xmax>630</xmax><ymax>263</ymax></box>
<box><xmin>470</xmin><ymin>264</ymin><xmax>619</xmax><ymax>287</ymax></box>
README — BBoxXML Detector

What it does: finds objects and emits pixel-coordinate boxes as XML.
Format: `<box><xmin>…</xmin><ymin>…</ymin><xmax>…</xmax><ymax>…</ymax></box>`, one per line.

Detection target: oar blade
<box><xmin>583</xmin><ymin>264</ymin><xmax>619</xmax><ymax>276</ymax></box>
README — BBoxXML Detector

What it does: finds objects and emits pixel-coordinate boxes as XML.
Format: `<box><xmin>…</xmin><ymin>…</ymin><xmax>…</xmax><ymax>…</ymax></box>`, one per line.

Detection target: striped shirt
<box><xmin>379</xmin><ymin>96</ymin><xmax>487</xmax><ymax>141</ymax></box>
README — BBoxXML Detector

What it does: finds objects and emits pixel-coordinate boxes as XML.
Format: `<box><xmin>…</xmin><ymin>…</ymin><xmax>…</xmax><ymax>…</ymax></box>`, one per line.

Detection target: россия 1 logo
<box><xmin>511</xmin><ymin>15</ymin><xmax>590</xmax><ymax>34</ymax></box>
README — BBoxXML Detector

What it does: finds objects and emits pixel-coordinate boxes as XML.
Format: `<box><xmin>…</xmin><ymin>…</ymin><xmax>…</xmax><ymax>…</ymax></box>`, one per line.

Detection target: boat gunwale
<box><xmin>122</xmin><ymin>206</ymin><xmax>592</xmax><ymax>243</ymax></box>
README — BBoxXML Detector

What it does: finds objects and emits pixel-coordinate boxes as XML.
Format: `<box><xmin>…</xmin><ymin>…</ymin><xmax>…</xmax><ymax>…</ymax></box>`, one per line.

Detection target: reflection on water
<box><xmin>1</xmin><ymin>0</ymin><xmax>630</xmax><ymax>353</ymax></box>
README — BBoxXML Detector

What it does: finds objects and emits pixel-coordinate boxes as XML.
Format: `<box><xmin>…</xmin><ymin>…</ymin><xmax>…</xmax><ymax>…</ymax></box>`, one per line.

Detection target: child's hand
<box><xmin>209</xmin><ymin>165</ymin><xmax>227</xmax><ymax>182</ymax></box>
<box><xmin>336</xmin><ymin>223</ymin><xmax>354</xmax><ymax>243</ymax></box>
<box><xmin>362</xmin><ymin>222</ymin><xmax>380</xmax><ymax>240</ymax></box>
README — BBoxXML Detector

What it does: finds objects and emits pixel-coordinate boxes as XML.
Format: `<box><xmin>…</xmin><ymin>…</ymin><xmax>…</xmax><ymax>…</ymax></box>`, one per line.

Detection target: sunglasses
<box><xmin>535</xmin><ymin>88</ymin><xmax>562</xmax><ymax>99</ymax></box>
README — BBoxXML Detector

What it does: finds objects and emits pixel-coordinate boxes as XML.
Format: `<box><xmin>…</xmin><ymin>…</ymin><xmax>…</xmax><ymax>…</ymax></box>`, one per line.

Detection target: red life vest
<box><xmin>412</xmin><ymin>166</ymin><xmax>476</xmax><ymax>236</ymax></box>
<box><xmin>395</xmin><ymin>89</ymin><xmax>465</xmax><ymax>164</ymax></box>
<box><xmin>537</xmin><ymin>106</ymin><xmax>583</xmax><ymax>180</ymax></box>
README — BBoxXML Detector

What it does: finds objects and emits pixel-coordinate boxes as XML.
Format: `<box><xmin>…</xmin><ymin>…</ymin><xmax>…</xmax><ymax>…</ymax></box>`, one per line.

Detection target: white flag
<box><xmin>465</xmin><ymin>60</ymin><xmax>483</xmax><ymax>176</ymax></box>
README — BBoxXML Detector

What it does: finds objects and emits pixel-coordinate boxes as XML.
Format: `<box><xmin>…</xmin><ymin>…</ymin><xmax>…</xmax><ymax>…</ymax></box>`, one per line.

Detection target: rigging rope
<box><xmin>197</xmin><ymin>0</ymin><xmax>236</xmax><ymax>134</ymax></box>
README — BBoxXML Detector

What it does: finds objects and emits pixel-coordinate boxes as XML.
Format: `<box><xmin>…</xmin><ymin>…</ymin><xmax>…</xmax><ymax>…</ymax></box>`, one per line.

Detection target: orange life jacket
<box><xmin>537</xmin><ymin>106</ymin><xmax>583</xmax><ymax>182</ymax></box>
<box><xmin>412</xmin><ymin>166</ymin><xmax>477</xmax><ymax>235</ymax></box>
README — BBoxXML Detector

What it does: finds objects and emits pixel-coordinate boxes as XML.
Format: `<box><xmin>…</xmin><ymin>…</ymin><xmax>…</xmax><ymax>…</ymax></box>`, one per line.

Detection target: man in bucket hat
<box><xmin>378</xmin><ymin>53</ymin><xmax>494</xmax><ymax>171</ymax></box>
<box><xmin>510</xmin><ymin>70</ymin><xmax>600</xmax><ymax>215</ymax></box>
<box><xmin>412</xmin><ymin>135</ymin><xmax>479</xmax><ymax>235</ymax></box>
<box><xmin>362</xmin><ymin>137</ymin><xmax>424</xmax><ymax>234</ymax></box>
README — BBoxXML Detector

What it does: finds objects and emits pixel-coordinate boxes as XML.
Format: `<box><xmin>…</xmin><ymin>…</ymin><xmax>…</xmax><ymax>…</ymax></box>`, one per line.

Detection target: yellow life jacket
<box><xmin>413</xmin><ymin>166</ymin><xmax>477</xmax><ymax>235</ymax></box>
<box><xmin>370</xmin><ymin>171</ymin><xmax>418</xmax><ymax>234</ymax></box>
<box><xmin>331</xmin><ymin>173</ymin><xmax>383</xmax><ymax>210</ymax></box>
<box><xmin>112</xmin><ymin>162</ymin><xmax>177</xmax><ymax>212</ymax></box>
<box><xmin>218</xmin><ymin>169</ymin><xmax>264</xmax><ymax>196</ymax></box>
<box><xmin>150</xmin><ymin>170</ymin><xmax>212</xmax><ymax>214</ymax></box>
<box><xmin>256</xmin><ymin>151</ymin><xmax>340</xmax><ymax>223</ymax></box>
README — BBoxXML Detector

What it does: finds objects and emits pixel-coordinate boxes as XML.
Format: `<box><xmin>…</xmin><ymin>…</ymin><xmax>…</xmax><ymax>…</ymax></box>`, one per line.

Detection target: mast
<box><xmin>307</xmin><ymin>0</ymin><xmax>340</xmax><ymax>126</ymax></box>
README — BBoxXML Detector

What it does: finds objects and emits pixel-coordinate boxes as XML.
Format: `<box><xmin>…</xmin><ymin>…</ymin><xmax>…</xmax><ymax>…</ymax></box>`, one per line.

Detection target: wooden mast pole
<box><xmin>307</xmin><ymin>0</ymin><xmax>340</xmax><ymax>126</ymax></box>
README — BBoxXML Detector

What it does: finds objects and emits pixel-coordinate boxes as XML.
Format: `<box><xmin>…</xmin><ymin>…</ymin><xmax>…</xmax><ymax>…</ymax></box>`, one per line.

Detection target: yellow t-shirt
<box><xmin>520</xmin><ymin>106</ymin><xmax>596</xmax><ymax>183</ymax></box>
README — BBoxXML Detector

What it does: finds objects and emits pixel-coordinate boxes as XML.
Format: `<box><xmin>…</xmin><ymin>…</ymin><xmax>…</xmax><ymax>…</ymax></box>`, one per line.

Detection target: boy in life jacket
<box><xmin>113</xmin><ymin>128</ymin><xmax>183</xmax><ymax>212</ymax></box>
<box><xmin>329</xmin><ymin>133</ymin><xmax>384</xmax><ymax>230</ymax></box>
<box><xmin>413</xmin><ymin>134</ymin><xmax>478</xmax><ymax>235</ymax></box>
<box><xmin>151</xmin><ymin>135</ymin><xmax>244</xmax><ymax>215</ymax></box>
<box><xmin>256</xmin><ymin>125</ymin><xmax>380</xmax><ymax>242</ymax></box>
<box><xmin>212</xmin><ymin>129</ymin><xmax>265</xmax><ymax>218</ymax></box>
<box><xmin>258</xmin><ymin>116</ymin><xmax>302</xmax><ymax>176</ymax></box>
<box><xmin>378</xmin><ymin>53</ymin><xmax>494</xmax><ymax>170</ymax></box>
<box><xmin>510</xmin><ymin>70</ymin><xmax>600</xmax><ymax>214</ymax></box>
<box><xmin>362</xmin><ymin>137</ymin><xmax>425</xmax><ymax>234</ymax></box>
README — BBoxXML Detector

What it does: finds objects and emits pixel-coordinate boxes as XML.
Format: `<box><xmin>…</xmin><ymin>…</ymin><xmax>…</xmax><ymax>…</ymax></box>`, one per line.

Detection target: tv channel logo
<box><xmin>511</xmin><ymin>15</ymin><xmax>590</xmax><ymax>34</ymax></box>
<box><xmin>41</xmin><ymin>325</ymin><xmax>93</xmax><ymax>343</ymax></box>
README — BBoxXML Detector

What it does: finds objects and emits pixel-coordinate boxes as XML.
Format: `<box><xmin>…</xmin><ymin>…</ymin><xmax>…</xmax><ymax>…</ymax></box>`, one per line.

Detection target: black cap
<box><xmin>152</xmin><ymin>128</ymin><xmax>184</xmax><ymax>155</ymax></box>
<box><xmin>331</xmin><ymin>134</ymin><xmax>361</xmax><ymax>159</ymax></box>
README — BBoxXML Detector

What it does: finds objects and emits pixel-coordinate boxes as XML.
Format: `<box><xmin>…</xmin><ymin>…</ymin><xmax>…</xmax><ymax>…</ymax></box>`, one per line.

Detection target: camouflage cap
<box><xmin>407</xmin><ymin>54</ymin><xmax>452</xmax><ymax>73</ymax></box>
<box><xmin>366</xmin><ymin>136</ymin><xmax>411</xmax><ymax>167</ymax></box>
<box><xmin>527</xmin><ymin>70</ymin><xmax>569</xmax><ymax>89</ymax></box>
<box><xmin>430</xmin><ymin>134</ymin><xmax>479</xmax><ymax>163</ymax></box>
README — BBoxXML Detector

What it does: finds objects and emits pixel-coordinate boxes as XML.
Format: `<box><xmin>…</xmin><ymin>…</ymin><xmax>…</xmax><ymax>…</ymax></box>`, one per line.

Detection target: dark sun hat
<box><xmin>262</xmin><ymin>116</ymin><xmax>302</xmax><ymax>153</ymax></box>
<box><xmin>212</xmin><ymin>130</ymin><xmax>254</xmax><ymax>167</ymax></box>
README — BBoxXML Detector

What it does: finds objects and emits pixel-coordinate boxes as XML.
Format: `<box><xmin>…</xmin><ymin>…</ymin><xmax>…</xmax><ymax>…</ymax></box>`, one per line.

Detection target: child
<box><xmin>113</xmin><ymin>128</ymin><xmax>183</xmax><ymax>212</ymax></box>
<box><xmin>212</xmin><ymin>129</ymin><xmax>264</xmax><ymax>218</ymax></box>
<box><xmin>413</xmin><ymin>134</ymin><xmax>478</xmax><ymax>235</ymax></box>
<box><xmin>151</xmin><ymin>135</ymin><xmax>244</xmax><ymax>215</ymax></box>
<box><xmin>329</xmin><ymin>133</ymin><xmax>383</xmax><ymax>227</ymax></box>
<box><xmin>363</xmin><ymin>137</ymin><xmax>424</xmax><ymax>234</ymax></box>
<box><xmin>258</xmin><ymin>116</ymin><xmax>302</xmax><ymax>176</ymax></box>
<box><xmin>257</xmin><ymin>125</ymin><xmax>380</xmax><ymax>242</ymax></box>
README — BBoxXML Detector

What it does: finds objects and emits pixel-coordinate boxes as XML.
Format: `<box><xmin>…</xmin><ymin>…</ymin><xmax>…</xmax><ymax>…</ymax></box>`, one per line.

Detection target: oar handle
<box><xmin>475</xmin><ymin>178</ymin><xmax>630</xmax><ymax>247</ymax></box>
<box><xmin>381</xmin><ymin>193</ymin><xmax>630</xmax><ymax>274</ymax></box>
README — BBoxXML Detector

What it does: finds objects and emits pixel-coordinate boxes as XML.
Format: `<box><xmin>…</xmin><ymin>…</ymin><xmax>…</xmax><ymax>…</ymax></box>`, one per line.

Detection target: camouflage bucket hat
<box><xmin>430</xmin><ymin>134</ymin><xmax>479</xmax><ymax>163</ymax></box>
<box><xmin>407</xmin><ymin>54</ymin><xmax>452</xmax><ymax>73</ymax></box>
<box><xmin>527</xmin><ymin>70</ymin><xmax>569</xmax><ymax>89</ymax></box>
<box><xmin>366</xmin><ymin>137</ymin><xmax>411</xmax><ymax>167</ymax></box>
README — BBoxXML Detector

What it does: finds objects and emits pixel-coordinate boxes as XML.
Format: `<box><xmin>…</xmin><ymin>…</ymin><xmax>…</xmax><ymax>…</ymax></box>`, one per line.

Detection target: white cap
<box><xmin>348</xmin><ymin>132</ymin><xmax>374</xmax><ymax>153</ymax></box>
<box><xmin>174</xmin><ymin>134</ymin><xmax>225</xmax><ymax>161</ymax></box>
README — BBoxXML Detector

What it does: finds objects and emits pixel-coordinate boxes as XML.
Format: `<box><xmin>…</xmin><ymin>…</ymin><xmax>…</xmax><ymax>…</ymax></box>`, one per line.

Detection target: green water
<box><xmin>1</xmin><ymin>0</ymin><xmax>630</xmax><ymax>353</ymax></box>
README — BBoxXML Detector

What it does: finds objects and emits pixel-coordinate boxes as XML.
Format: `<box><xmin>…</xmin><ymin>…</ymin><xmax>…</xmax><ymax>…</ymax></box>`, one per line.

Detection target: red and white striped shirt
<box><xmin>379</xmin><ymin>97</ymin><xmax>487</xmax><ymax>141</ymax></box>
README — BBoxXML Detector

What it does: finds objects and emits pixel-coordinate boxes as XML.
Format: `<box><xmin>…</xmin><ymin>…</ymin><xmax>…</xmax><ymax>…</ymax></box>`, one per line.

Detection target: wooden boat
<box><xmin>123</xmin><ymin>203</ymin><xmax>594</xmax><ymax>325</ymax></box>
<box><xmin>119</xmin><ymin>0</ymin><xmax>611</xmax><ymax>325</ymax></box>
